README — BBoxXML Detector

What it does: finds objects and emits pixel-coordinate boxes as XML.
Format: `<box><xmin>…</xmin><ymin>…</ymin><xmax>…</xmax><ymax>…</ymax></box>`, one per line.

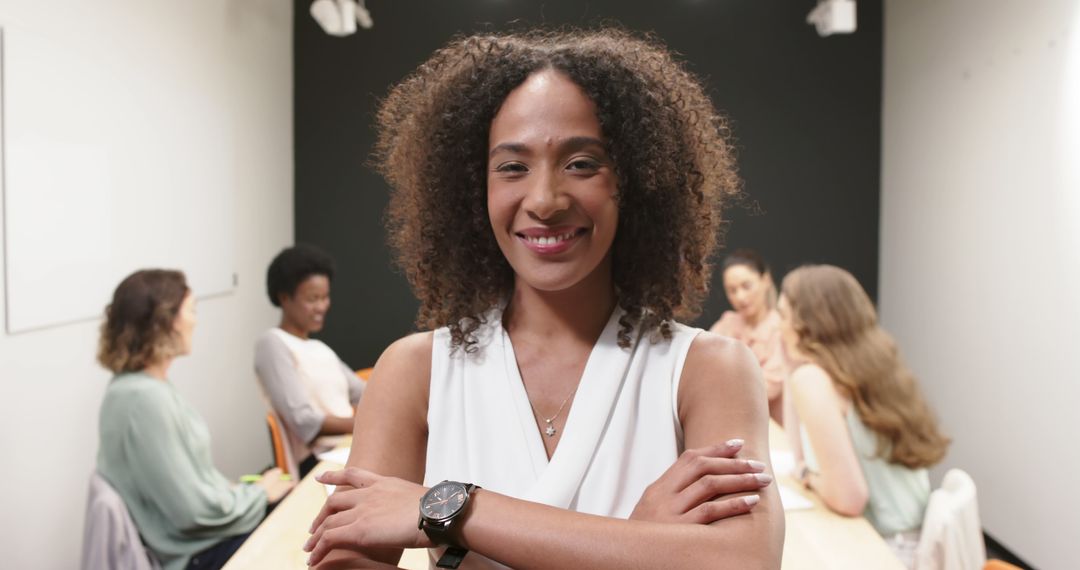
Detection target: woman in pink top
<box><xmin>710</xmin><ymin>249</ymin><xmax>788</xmax><ymax>424</ymax></box>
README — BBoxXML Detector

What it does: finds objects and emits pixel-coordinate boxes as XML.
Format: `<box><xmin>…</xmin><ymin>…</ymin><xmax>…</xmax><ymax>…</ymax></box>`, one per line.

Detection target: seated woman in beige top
<box><xmin>710</xmin><ymin>249</ymin><xmax>788</xmax><ymax>424</ymax></box>
<box><xmin>255</xmin><ymin>245</ymin><xmax>364</xmax><ymax>477</ymax></box>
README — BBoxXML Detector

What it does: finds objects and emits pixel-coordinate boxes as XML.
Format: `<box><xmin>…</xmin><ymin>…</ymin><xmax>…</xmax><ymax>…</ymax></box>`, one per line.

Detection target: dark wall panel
<box><xmin>294</xmin><ymin>0</ymin><xmax>883</xmax><ymax>368</ymax></box>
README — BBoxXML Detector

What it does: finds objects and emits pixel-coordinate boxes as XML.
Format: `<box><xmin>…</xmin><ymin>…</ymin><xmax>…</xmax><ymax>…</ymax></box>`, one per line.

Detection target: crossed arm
<box><xmin>306</xmin><ymin>331</ymin><xmax>784</xmax><ymax>569</ymax></box>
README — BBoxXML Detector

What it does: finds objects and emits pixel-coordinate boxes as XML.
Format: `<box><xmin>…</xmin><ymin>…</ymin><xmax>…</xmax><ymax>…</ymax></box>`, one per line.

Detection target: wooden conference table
<box><xmin>224</xmin><ymin>422</ymin><xmax>904</xmax><ymax>570</ymax></box>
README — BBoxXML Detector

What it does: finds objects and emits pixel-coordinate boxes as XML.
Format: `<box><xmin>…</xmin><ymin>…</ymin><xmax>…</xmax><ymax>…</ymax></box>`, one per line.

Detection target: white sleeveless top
<box><xmin>424</xmin><ymin>307</ymin><xmax>702</xmax><ymax>569</ymax></box>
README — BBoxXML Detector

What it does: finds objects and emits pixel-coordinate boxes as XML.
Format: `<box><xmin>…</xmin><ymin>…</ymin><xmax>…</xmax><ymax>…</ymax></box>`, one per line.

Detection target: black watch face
<box><xmin>421</xmin><ymin>481</ymin><xmax>468</xmax><ymax>522</ymax></box>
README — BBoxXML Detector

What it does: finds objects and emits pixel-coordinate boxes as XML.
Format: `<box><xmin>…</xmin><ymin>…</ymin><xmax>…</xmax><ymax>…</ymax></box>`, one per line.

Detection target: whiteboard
<box><xmin>1</xmin><ymin>25</ymin><xmax>236</xmax><ymax>334</ymax></box>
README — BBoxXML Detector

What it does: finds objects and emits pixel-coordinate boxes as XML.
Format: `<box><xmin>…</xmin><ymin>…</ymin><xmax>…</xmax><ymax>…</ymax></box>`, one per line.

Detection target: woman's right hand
<box><xmin>629</xmin><ymin>439</ymin><xmax>773</xmax><ymax>524</ymax></box>
<box><xmin>304</xmin><ymin>468</ymin><xmax>433</xmax><ymax>567</ymax></box>
<box><xmin>258</xmin><ymin>467</ymin><xmax>297</xmax><ymax>504</ymax></box>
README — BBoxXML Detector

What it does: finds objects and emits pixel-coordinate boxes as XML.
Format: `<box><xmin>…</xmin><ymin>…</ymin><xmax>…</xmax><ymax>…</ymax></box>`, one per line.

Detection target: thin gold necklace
<box><xmin>524</xmin><ymin>385</ymin><xmax>577</xmax><ymax>437</ymax></box>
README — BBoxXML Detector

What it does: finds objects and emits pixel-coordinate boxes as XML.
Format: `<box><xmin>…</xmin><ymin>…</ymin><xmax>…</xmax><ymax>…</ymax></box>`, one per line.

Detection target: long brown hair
<box><xmin>782</xmin><ymin>265</ymin><xmax>949</xmax><ymax>468</ymax></box>
<box><xmin>98</xmin><ymin>269</ymin><xmax>190</xmax><ymax>374</ymax></box>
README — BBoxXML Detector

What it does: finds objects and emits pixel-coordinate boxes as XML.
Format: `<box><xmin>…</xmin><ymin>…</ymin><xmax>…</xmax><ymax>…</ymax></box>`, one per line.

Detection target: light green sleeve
<box><xmin>122</xmin><ymin>390</ymin><xmax>267</xmax><ymax>537</ymax></box>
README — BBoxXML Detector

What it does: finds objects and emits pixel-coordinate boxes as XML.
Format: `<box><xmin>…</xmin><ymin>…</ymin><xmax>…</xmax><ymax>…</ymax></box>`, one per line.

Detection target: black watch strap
<box><xmin>435</xmin><ymin>546</ymin><xmax>469</xmax><ymax>569</ymax></box>
<box><xmin>422</xmin><ymin>483</ymin><xmax>480</xmax><ymax>568</ymax></box>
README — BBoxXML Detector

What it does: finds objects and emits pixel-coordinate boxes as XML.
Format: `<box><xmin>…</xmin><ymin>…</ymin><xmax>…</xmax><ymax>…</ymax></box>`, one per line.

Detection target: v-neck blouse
<box><xmin>424</xmin><ymin>307</ymin><xmax>702</xmax><ymax>569</ymax></box>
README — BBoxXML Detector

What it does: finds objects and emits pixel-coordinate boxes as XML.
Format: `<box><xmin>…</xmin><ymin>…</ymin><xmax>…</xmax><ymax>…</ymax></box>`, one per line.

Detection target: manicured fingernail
<box><xmin>744</xmin><ymin>494</ymin><xmax>760</xmax><ymax>507</ymax></box>
<box><xmin>755</xmin><ymin>473</ymin><xmax>773</xmax><ymax>485</ymax></box>
<box><xmin>725</xmin><ymin>438</ymin><xmax>744</xmax><ymax>448</ymax></box>
<box><xmin>747</xmin><ymin>460</ymin><xmax>766</xmax><ymax>472</ymax></box>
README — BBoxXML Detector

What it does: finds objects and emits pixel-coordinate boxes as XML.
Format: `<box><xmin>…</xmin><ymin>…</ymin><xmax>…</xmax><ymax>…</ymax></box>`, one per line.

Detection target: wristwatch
<box><xmin>418</xmin><ymin>480</ymin><xmax>480</xmax><ymax>569</ymax></box>
<box><xmin>797</xmin><ymin>465</ymin><xmax>818</xmax><ymax>490</ymax></box>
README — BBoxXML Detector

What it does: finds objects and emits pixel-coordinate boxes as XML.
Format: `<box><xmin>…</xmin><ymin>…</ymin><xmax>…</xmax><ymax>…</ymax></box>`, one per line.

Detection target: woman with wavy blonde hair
<box><xmin>778</xmin><ymin>264</ymin><xmax>949</xmax><ymax>566</ymax></box>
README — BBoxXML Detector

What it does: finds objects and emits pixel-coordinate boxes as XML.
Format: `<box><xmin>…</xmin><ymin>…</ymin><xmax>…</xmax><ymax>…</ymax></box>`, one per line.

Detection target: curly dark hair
<box><xmin>376</xmin><ymin>28</ymin><xmax>740</xmax><ymax>350</ymax></box>
<box><xmin>98</xmin><ymin>269</ymin><xmax>189</xmax><ymax>374</ymax></box>
<box><xmin>266</xmin><ymin>244</ymin><xmax>336</xmax><ymax>307</ymax></box>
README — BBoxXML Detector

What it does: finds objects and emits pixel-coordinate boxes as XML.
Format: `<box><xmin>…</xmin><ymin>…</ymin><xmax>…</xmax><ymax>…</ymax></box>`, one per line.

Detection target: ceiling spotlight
<box><xmin>807</xmin><ymin>0</ymin><xmax>856</xmax><ymax>37</ymax></box>
<box><xmin>311</xmin><ymin>0</ymin><xmax>373</xmax><ymax>37</ymax></box>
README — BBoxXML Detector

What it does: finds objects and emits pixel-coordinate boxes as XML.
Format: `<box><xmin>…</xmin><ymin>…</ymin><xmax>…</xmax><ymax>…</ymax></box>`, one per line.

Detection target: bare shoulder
<box><xmin>789</xmin><ymin>362</ymin><xmax>834</xmax><ymax>395</ymax></box>
<box><xmin>682</xmin><ymin>330</ymin><xmax>762</xmax><ymax>393</ymax></box>
<box><xmin>358</xmin><ymin>331</ymin><xmax>434</xmax><ymax>440</ymax></box>
<box><xmin>350</xmin><ymin>331</ymin><xmax>434</xmax><ymax>480</ymax></box>
<box><xmin>379</xmin><ymin>330</ymin><xmax>434</xmax><ymax>362</ymax></box>
<box><xmin>367</xmin><ymin>331</ymin><xmax>434</xmax><ymax>394</ymax></box>
<box><xmin>788</xmin><ymin>362</ymin><xmax>845</xmax><ymax>412</ymax></box>
<box><xmin>677</xmin><ymin>331</ymin><xmax>772</xmax><ymax>459</ymax></box>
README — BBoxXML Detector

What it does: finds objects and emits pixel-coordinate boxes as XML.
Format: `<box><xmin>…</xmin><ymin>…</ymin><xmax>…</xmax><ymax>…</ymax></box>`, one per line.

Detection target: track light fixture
<box><xmin>807</xmin><ymin>0</ymin><xmax>856</xmax><ymax>37</ymax></box>
<box><xmin>310</xmin><ymin>0</ymin><xmax>373</xmax><ymax>37</ymax></box>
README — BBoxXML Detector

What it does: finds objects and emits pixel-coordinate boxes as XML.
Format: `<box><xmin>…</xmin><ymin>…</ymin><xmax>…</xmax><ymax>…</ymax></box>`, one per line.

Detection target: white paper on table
<box><xmin>317</xmin><ymin>447</ymin><xmax>350</xmax><ymax>465</ymax></box>
<box><xmin>323</xmin><ymin>484</ymin><xmax>336</xmax><ymax>496</ymax></box>
<box><xmin>770</xmin><ymin>450</ymin><xmax>796</xmax><ymax>478</ymax></box>
<box><xmin>778</xmin><ymin>484</ymin><xmax>814</xmax><ymax>511</ymax></box>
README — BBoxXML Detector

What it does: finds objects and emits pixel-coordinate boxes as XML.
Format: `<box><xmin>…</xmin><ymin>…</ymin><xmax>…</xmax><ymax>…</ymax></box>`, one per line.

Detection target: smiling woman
<box><xmin>486</xmin><ymin>70</ymin><xmax>619</xmax><ymax>302</ymax></box>
<box><xmin>305</xmin><ymin>28</ymin><xmax>784</xmax><ymax>570</ymax></box>
<box><xmin>254</xmin><ymin>245</ymin><xmax>365</xmax><ymax>478</ymax></box>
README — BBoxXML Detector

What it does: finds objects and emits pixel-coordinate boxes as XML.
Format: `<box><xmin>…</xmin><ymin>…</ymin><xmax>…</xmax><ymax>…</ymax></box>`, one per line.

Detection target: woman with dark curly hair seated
<box><xmin>304</xmin><ymin>29</ymin><xmax>784</xmax><ymax>569</ymax></box>
<box><xmin>95</xmin><ymin>270</ymin><xmax>294</xmax><ymax>570</ymax></box>
<box><xmin>255</xmin><ymin>244</ymin><xmax>365</xmax><ymax>478</ymax></box>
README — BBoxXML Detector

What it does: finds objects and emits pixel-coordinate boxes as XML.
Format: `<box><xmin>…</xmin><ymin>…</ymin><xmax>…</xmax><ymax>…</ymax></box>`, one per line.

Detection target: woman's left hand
<box><xmin>304</xmin><ymin>468</ymin><xmax>433</xmax><ymax>566</ymax></box>
<box><xmin>630</xmin><ymin>440</ymin><xmax>771</xmax><ymax>524</ymax></box>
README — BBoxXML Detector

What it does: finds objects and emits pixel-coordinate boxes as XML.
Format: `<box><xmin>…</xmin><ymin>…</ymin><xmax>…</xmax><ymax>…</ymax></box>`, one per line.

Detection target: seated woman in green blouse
<box><xmin>95</xmin><ymin>269</ymin><xmax>295</xmax><ymax>570</ymax></box>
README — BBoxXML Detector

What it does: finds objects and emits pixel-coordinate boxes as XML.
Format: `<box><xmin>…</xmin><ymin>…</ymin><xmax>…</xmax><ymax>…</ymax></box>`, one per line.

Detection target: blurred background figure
<box><xmin>778</xmin><ymin>264</ymin><xmax>949</xmax><ymax>568</ymax></box>
<box><xmin>96</xmin><ymin>269</ymin><xmax>293</xmax><ymax>570</ymax></box>
<box><xmin>255</xmin><ymin>245</ymin><xmax>364</xmax><ymax>478</ymax></box>
<box><xmin>710</xmin><ymin>249</ymin><xmax>788</xmax><ymax>424</ymax></box>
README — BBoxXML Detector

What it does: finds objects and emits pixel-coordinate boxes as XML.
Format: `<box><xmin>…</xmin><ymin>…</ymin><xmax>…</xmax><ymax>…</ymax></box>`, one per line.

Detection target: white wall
<box><xmin>0</xmin><ymin>1</ymin><xmax>293</xmax><ymax>568</ymax></box>
<box><xmin>881</xmin><ymin>1</ymin><xmax>1080</xmax><ymax>568</ymax></box>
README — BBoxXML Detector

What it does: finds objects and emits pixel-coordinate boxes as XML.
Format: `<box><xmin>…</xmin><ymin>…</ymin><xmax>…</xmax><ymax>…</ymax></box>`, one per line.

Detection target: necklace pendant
<box><xmin>545</xmin><ymin>424</ymin><xmax>557</xmax><ymax>437</ymax></box>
